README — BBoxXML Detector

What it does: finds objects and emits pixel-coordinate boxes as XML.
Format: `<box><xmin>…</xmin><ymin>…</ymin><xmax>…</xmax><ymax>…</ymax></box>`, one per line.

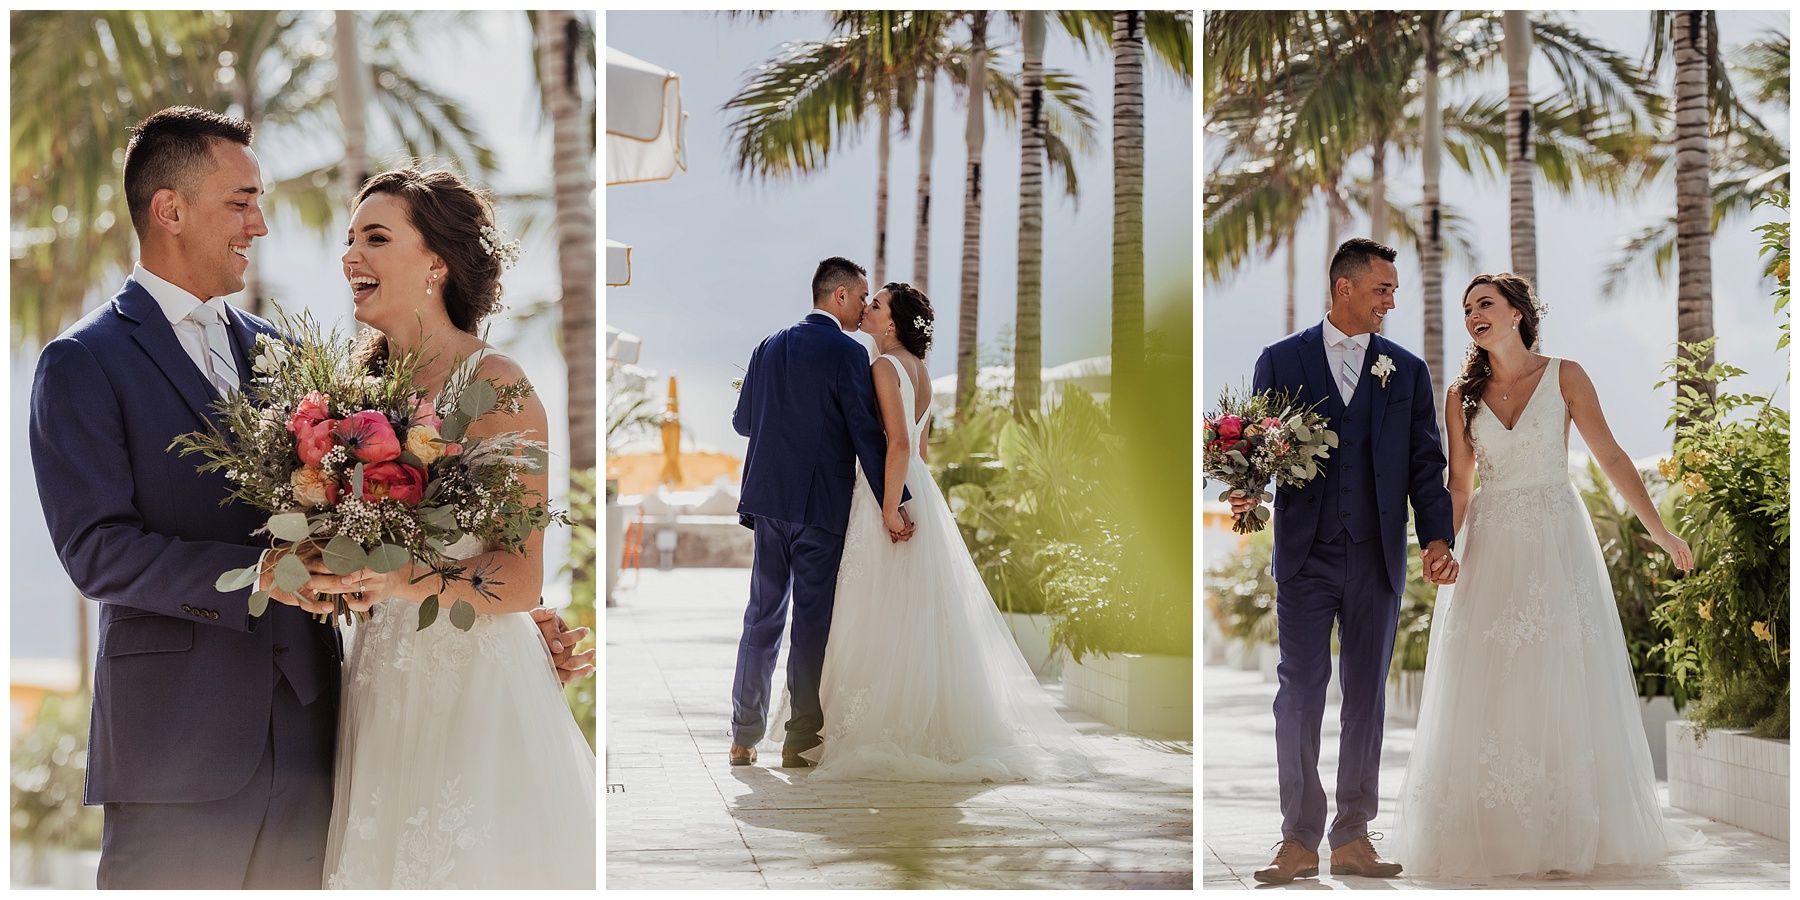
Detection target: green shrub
<box><xmin>1576</xmin><ymin>459</ymin><xmax>1689</xmax><ymax>704</ymax></box>
<box><xmin>11</xmin><ymin>691</ymin><xmax>102</xmax><ymax>869</ymax></box>
<box><xmin>1203</xmin><ymin>530</ymin><xmax>1277</xmax><ymax>646</ymax></box>
<box><xmin>561</xmin><ymin>467</ymin><xmax>598</xmax><ymax>751</ymax></box>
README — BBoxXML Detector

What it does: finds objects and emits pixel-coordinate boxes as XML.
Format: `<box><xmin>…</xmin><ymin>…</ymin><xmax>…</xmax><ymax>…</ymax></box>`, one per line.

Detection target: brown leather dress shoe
<box><xmin>1253</xmin><ymin>838</ymin><xmax>1320</xmax><ymax>884</ymax></box>
<box><xmin>1329</xmin><ymin>833</ymin><xmax>1403</xmax><ymax>878</ymax></box>
<box><xmin>729</xmin><ymin>745</ymin><xmax>757</xmax><ymax>766</ymax></box>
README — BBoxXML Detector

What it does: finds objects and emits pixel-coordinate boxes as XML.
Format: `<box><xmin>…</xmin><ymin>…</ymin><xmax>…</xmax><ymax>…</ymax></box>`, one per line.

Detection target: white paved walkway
<box><xmin>606</xmin><ymin>568</ymin><xmax>1194</xmax><ymax>889</ymax></box>
<box><xmin>1203</xmin><ymin>663</ymin><xmax>1789</xmax><ymax>889</ymax></box>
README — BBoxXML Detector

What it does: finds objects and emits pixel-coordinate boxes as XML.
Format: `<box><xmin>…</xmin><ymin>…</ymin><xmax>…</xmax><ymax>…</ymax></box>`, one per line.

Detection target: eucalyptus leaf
<box><xmin>267</xmin><ymin>513</ymin><xmax>312</xmax><ymax>543</ymax></box>
<box><xmin>522</xmin><ymin>444</ymin><xmax>550</xmax><ymax>474</ymax></box>
<box><xmin>1254</xmin><ymin>505</ymin><xmax>1272</xmax><ymax>522</ymax></box>
<box><xmin>324</xmin><ymin>534</ymin><xmax>370</xmax><ymax>575</ymax></box>
<box><xmin>366</xmin><ymin>543</ymin><xmax>412</xmax><ymax>574</ymax></box>
<box><xmin>449</xmin><ymin>599</ymin><xmax>476</xmax><ymax>631</ymax></box>
<box><xmin>421</xmin><ymin>505</ymin><xmax>460</xmax><ymax>531</ymax></box>
<box><xmin>216</xmin><ymin>565</ymin><xmax>260</xmax><ymax>593</ymax></box>
<box><xmin>398</xmin><ymin>450</ymin><xmax>426</xmax><ymax>470</ymax></box>
<box><xmin>441</xmin><ymin>410</ymin><xmax>471</xmax><ymax>442</ymax></box>
<box><xmin>351</xmin><ymin>462</ymin><xmax>365</xmax><ymax>501</ymax></box>
<box><xmin>248</xmin><ymin>589</ymin><xmax>271</xmax><ymax>617</ymax></box>
<box><xmin>459</xmin><ymin>380</ymin><xmax>498</xmax><ymax>419</ymax></box>
<box><xmin>274</xmin><ymin>552</ymin><xmax>311</xmax><ymax>592</ymax></box>
<box><xmin>1293</xmin><ymin>422</ymin><xmax>1312</xmax><ymax>442</ymax></box>
<box><xmin>417</xmin><ymin>594</ymin><xmax>440</xmax><ymax>631</ymax></box>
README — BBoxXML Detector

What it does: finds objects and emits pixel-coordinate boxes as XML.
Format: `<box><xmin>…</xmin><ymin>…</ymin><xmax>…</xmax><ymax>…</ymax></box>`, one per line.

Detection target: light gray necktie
<box><xmin>1338</xmin><ymin>338</ymin><xmax>1360</xmax><ymax>403</ymax></box>
<box><xmin>188</xmin><ymin>302</ymin><xmax>240</xmax><ymax>395</ymax></box>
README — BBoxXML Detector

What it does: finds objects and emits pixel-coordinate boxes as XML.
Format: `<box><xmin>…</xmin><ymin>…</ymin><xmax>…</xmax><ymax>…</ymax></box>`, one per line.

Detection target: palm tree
<box><xmin>1504</xmin><ymin>11</ymin><xmax>1536</xmax><ymax>285</ymax></box>
<box><xmin>335</xmin><ymin>11</ymin><xmax>372</xmax><ymax>212</ymax></box>
<box><xmin>10</xmin><ymin>11</ymin><xmax>498</xmax><ymax>344</ymax></box>
<box><xmin>1669</xmin><ymin>11</ymin><xmax>1716</xmax><ymax>423</ymax></box>
<box><xmin>953</xmin><ymin>11</ymin><xmax>989</xmax><ymax>422</ymax></box>
<box><xmin>1012</xmin><ymin>10</ymin><xmax>1046</xmax><ymax>416</ymax></box>
<box><xmin>1421</xmin><ymin>11</ymin><xmax>1445</xmax><ymax>423</ymax></box>
<box><xmin>537</xmin><ymin>10</ymin><xmax>598</xmax><ymax>473</ymax></box>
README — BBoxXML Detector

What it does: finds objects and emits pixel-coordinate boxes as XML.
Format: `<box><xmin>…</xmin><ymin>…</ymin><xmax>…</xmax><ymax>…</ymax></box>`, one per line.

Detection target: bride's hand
<box><xmin>1653</xmin><ymin>530</ymin><xmax>1695</xmax><ymax>572</ymax></box>
<box><xmin>884</xmin><ymin>507</ymin><xmax>914</xmax><ymax>543</ymax></box>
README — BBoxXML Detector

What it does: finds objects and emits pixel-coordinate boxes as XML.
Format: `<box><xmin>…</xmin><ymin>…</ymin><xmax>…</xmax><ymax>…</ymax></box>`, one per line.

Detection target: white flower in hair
<box><xmin>914</xmin><ymin>315</ymin><xmax>933</xmax><ymax>337</ymax></box>
<box><xmin>479</xmin><ymin>224</ymin><xmax>522</xmax><ymax>270</ymax></box>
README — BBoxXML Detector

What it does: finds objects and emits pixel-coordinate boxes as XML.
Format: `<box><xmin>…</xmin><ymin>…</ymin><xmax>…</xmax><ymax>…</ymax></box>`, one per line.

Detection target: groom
<box><xmin>730</xmin><ymin>256</ymin><xmax>911</xmax><ymax>768</ymax></box>
<box><xmin>1235</xmin><ymin>238</ymin><xmax>1458</xmax><ymax>883</ymax></box>
<box><xmin>30</xmin><ymin>106</ymin><xmax>589</xmax><ymax>889</ymax></box>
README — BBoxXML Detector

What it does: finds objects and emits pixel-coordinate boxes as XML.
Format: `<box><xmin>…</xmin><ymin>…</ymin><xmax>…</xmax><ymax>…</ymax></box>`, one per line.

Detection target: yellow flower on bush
<box><xmin>1698</xmin><ymin>598</ymin><xmax>1713</xmax><ymax>622</ymax></box>
<box><xmin>1657</xmin><ymin>457</ymin><xmax>1677</xmax><ymax>480</ymax></box>
<box><xmin>405</xmin><ymin>424</ymin><xmax>446</xmax><ymax>466</ymax></box>
<box><xmin>1682</xmin><ymin>450</ymin><xmax>1712</xmax><ymax>467</ymax></box>
<box><xmin>1682</xmin><ymin>471</ymin><xmax>1710</xmax><ymax>495</ymax></box>
<box><xmin>1752</xmin><ymin>621</ymin><xmax>1773</xmax><ymax>643</ymax></box>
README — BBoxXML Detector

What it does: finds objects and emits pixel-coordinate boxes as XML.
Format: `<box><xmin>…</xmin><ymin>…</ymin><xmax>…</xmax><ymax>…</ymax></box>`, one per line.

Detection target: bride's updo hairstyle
<box><xmin>351</xmin><ymin>167</ymin><xmax>505</xmax><ymax>373</ymax></box>
<box><xmin>1452</xmin><ymin>272</ymin><xmax>1546</xmax><ymax>431</ymax></box>
<box><xmin>882</xmin><ymin>282</ymin><xmax>934</xmax><ymax>357</ymax></box>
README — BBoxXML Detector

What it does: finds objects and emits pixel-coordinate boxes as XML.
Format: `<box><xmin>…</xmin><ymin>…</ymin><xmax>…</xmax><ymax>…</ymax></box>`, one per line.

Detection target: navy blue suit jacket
<box><xmin>1252</xmin><ymin>324</ymin><xmax>1455</xmax><ymax>596</ymax></box>
<box><xmin>29</xmin><ymin>278</ymin><xmax>339</xmax><ymax>805</ymax></box>
<box><xmin>734</xmin><ymin>312</ymin><xmax>902</xmax><ymax>535</ymax></box>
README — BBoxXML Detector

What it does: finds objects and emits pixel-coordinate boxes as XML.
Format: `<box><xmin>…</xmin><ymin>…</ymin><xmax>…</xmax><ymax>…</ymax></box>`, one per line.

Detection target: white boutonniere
<box><xmin>1370</xmin><ymin>354</ymin><xmax>1396</xmax><ymax>388</ymax></box>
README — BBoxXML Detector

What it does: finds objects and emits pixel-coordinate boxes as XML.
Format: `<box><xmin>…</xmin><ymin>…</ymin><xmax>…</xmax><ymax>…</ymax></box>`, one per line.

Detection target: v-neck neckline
<box><xmin>1485</xmin><ymin>358</ymin><xmax>1554</xmax><ymax>432</ymax></box>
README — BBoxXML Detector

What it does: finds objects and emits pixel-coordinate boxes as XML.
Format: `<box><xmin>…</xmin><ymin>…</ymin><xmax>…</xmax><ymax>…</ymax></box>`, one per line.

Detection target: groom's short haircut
<box><xmin>812</xmin><ymin>256</ymin><xmax>867</xmax><ymax>306</ymax></box>
<box><xmin>1328</xmin><ymin>238</ymin><xmax>1398</xmax><ymax>295</ymax></box>
<box><xmin>124</xmin><ymin>106</ymin><xmax>255</xmax><ymax>238</ymax></box>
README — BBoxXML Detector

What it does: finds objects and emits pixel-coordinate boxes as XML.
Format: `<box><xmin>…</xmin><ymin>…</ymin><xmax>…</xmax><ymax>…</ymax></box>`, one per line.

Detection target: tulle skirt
<box><xmin>324</xmin><ymin>601</ymin><xmax>596</xmax><ymax>888</ymax></box>
<box><xmin>780</xmin><ymin>455</ymin><xmax>1093</xmax><ymax>782</ymax></box>
<box><xmin>1391</xmin><ymin>479</ymin><xmax>1702</xmax><ymax>877</ymax></box>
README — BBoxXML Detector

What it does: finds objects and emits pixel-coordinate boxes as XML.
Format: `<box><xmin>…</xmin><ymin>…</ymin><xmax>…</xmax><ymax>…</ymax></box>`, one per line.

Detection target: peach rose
<box><xmin>291</xmin><ymin>466</ymin><xmax>339</xmax><ymax>508</ymax></box>
<box><xmin>405</xmin><ymin>424</ymin><xmax>446</xmax><ymax>466</ymax></box>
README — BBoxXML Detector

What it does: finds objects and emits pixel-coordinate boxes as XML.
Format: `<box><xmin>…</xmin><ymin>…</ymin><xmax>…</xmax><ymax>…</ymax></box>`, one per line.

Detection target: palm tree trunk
<box><xmin>1111</xmin><ymin>10</ymin><xmax>1146</xmax><ymax>415</ymax></box>
<box><xmin>1673</xmin><ymin>10</ymin><xmax>1715</xmax><ymax>427</ymax></box>
<box><xmin>335</xmin><ymin>11</ymin><xmax>370</xmax><ymax>322</ymax></box>
<box><xmin>1284</xmin><ymin>227</ymin><xmax>1297</xmax><ymax>336</ymax></box>
<box><xmin>913</xmin><ymin>66</ymin><xmax>935</xmax><ymax>296</ymax></box>
<box><xmin>1421</xmin><ymin>14</ymin><xmax>1445</xmax><ymax>428</ymax></box>
<box><xmin>874</xmin><ymin>98</ymin><xmax>891</xmax><ymax>287</ymax></box>
<box><xmin>1504</xmin><ymin>10</ymin><xmax>1536</xmax><ymax>285</ymax></box>
<box><xmin>1368</xmin><ymin>136</ymin><xmax>1387</xmax><ymax>334</ymax></box>
<box><xmin>1325</xmin><ymin>184</ymin><xmax>1348</xmax><ymax>317</ymax></box>
<box><xmin>1013</xmin><ymin>10</ymin><xmax>1046</xmax><ymax>418</ymax></box>
<box><xmin>954</xmin><ymin>12</ymin><xmax>988</xmax><ymax>421</ymax></box>
<box><xmin>234</xmin><ymin>76</ymin><xmax>267</xmax><ymax>317</ymax></box>
<box><xmin>539</xmin><ymin>10</ymin><xmax>598</xmax><ymax>472</ymax></box>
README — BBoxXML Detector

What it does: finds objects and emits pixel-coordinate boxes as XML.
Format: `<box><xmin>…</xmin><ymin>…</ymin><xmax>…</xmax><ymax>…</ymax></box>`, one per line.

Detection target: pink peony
<box><xmin>359</xmin><ymin>460</ymin><xmax>428</xmax><ymax>506</ymax></box>
<box><xmin>1261</xmin><ymin>417</ymin><xmax>1281</xmax><ymax>431</ymax></box>
<box><xmin>294</xmin><ymin>419</ymin><xmax>338</xmax><ymax>467</ymax></box>
<box><xmin>411</xmin><ymin>396</ymin><xmax>442</xmax><ymax>431</ymax></box>
<box><xmin>334</xmin><ymin>410</ymin><xmax>402</xmax><ymax>464</ymax></box>
<box><xmin>288</xmin><ymin>390</ymin><xmax>333</xmax><ymax>433</ymax></box>
<box><xmin>1216</xmin><ymin>415</ymin><xmax>1243</xmax><ymax>441</ymax></box>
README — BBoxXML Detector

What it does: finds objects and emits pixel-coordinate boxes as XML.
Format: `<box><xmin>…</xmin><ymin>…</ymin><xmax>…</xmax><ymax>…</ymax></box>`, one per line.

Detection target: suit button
<box><xmin>210</xmin><ymin>610</ymin><xmax>220</xmax><ymax>620</ymax></box>
<box><xmin>273</xmin><ymin>644</ymin><xmax>286</xmax><ymax>657</ymax></box>
<box><xmin>1342</xmin><ymin>512</ymin><xmax>1350</xmax><ymax>518</ymax></box>
<box><xmin>181</xmin><ymin>604</ymin><xmax>193</xmax><ymax>614</ymax></box>
<box><xmin>1342</xmin><ymin>488</ymin><xmax>1351</xmax><ymax>494</ymax></box>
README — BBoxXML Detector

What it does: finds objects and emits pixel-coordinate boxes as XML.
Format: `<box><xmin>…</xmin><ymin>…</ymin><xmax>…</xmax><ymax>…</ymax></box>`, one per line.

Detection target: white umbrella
<box><xmin>606</xmin><ymin>239</ymin><xmax>632</xmax><ymax>287</ymax></box>
<box><xmin>606</xmin><ymin>47</ymin><xmax>686</xmax><ymax>186</ymax></box>
<box><xmin>606</xmin><ymin>325</ymin><xmax>643</xmax><ymax>366</ymax></box>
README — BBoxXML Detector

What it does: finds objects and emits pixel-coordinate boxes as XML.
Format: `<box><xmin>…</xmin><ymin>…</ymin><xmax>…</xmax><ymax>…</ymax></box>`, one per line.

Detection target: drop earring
<box><xmin>426</xmin><ymin>276</ymin><xmax>436</xmax><ymax>296</ymax></box>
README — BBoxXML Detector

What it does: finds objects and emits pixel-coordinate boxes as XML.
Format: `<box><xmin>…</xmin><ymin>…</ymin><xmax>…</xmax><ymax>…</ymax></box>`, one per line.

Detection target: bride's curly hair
<box><xmin>350</xmin><ymin>167</ymin><xmax>505</xmax><ymax>373</ymax></box>
<box><xmin>882</xmin><ymin>282</ymin><xmax>933</xmax><ymax>357</ymax></box>
<box><xmin>1451</xmin><ymin>273</ymin><xmax>1546</xmax><ymax>431</ymax></box>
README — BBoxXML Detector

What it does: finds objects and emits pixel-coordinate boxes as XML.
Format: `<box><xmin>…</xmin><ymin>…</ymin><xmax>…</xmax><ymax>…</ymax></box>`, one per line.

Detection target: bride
<box><xmin>319</xmin><ymin>168</ymin><xmax>596</xmax><ymax>888</ymax></box>
<box><xmin>787</xmin><ymin>282</ymin><xmax>1092</xmax><ymax>782</ymax></box>
<box><xmin>1391</xmin><ymin>273</ymin><xmax>1701</xmax><ymax>877</ymax></box>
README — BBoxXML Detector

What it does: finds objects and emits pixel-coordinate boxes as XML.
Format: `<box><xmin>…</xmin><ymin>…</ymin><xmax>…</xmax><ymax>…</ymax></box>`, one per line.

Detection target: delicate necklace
<box><xmin>1497</xmin><ymin>360</ymin><xmax>1542</xmax><ymax>401</ymax></box>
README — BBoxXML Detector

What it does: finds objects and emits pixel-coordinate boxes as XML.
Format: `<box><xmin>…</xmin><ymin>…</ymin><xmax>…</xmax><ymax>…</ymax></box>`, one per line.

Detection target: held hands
<box><xmin>1652</xmin><ymin>529</ymin><xmax>1696</xmax><ymax>572</ymax></box>
<box><xmin>1228</xmin><ymin>492</ymin><xmax>1262</xmax><ymax>517</ymax></box>
<box><xmin>1420</xmin><ymin>540</ymin><xmax>1458</xmax><ymax>585</ymax></box>
<box><xmin>885</xmin><ymin>506</ymin><xmax>916</xmax><ymax>543</ymax></box>
<box><xmin>261</xmin><ymin>542</ymin><xmax>377</xmax><ymax>615</ymax></box>
<box><xmin>531</xmin><ymin>607</ymin><xmax>596</xmax><ymax>684</ymax></box>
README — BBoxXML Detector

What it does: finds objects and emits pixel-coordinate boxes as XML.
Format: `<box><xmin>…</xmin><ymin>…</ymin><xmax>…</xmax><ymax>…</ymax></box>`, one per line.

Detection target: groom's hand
<box><xmin>884</xmin><ymin>507</ymin><xmax>915</xmax><ymax>543</ymax></box>
<box><xmin>531</xmin><ymin>607</ymin><xmax>595</xmax><ymax>683</ymax></box>
<box><xmin>260</xmin><ymin>543</ymin><xmax>349</xmax><ymax>615</ymax></box>
<box><xmin>1228</xmin><ymin>493</ymin><xmax>1261</xmax><ymax>516</ymax></box>
<box><xmin>1420</xmin><ymin>540</ymin><xmax>1458</xmax><ymax>585</ymax></box>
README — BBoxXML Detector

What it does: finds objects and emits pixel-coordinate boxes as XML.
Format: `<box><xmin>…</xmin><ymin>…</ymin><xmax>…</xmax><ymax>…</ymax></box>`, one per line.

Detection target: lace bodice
<box><xmin>877</xmin><ymin>353</ymin><xmax>931</xmax><ymax>450</ymax></box>
<box><xmin>1469</xmin><ymin>358</ymin><xmax>1568</xmax><ymax>490</ymax></box>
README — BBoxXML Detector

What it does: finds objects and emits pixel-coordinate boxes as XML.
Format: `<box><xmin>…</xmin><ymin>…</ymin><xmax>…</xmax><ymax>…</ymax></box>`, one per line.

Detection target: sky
<box><xmin>11</xmin><ymin>11</ymin><xmax>583</xmax><ymax>661</ymax></box>
<box><xmin>1202</xmin><ymin>10</ymin><xmax>1791</xmax><ymax>464</ymax></box>
<box><xmin>603</xmin><ymin>11</ymin><xmax>1196</xmax><ymax>457</ymax></box>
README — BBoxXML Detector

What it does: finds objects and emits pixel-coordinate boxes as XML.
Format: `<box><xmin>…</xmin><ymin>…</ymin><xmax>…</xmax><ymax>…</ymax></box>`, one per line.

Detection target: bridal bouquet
<box><xmin>170</xmin><ymin>309</ymin><xmax>560</xmax><ymax>631</ymax></box>
<box><xmin>1203</xmin><ymin>385</ymin><xmax>1338</xmax><ymax>534</ymax></box>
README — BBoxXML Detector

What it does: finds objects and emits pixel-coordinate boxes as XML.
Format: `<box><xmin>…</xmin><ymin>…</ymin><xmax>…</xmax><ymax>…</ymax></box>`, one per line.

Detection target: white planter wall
<box><xmin>1064</xmin><ymin>652</ymin><xmax>1192</xmax><ymax>739</ymax></box>
<box><xmin>1385</xmin><ymin>669</ymin><xmax>1425</xmax><ymax>727</ymax></box>
<box><xmin>1001</xmin><ymin>612</ymin><xmax>1063</xmax><ymax>680</ymax></box>
<box><xmin>1667</xmin><ymin>722</ymin><xmax>1789</xmax><ymax>841</ymax></box>
<box><xmin>1638</xmin><ymin>695</ymin><xmax>1679</xmax><ymax>781</ymax></box>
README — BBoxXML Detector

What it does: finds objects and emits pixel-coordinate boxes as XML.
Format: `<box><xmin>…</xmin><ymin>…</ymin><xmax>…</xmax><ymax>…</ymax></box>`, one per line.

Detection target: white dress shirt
<box><xmin>1321</xmin><ymin>315</ymin><xmax>1369</xmax><ymax>405</ymax></box>
<box><xmin>134</xmin><ymin>262</ymin><xmax>238</xmax><ymax>390</ymax></box>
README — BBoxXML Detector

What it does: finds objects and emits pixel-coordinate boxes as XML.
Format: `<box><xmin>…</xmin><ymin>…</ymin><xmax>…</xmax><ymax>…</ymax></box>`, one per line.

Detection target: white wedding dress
<box><xmin>324</xmin><ymin>536</ymin><xmax>596</xmax><ymax>888</ymax></box>
<box><xmin>787</xmin><ymin>353</ymin><xmax>1093</xmax><ymax>782</ymax></box>
<box><xmin>1392</xmin><ymin>359</ymin><xmax>1701</xmax><ymax>877</ymax></box>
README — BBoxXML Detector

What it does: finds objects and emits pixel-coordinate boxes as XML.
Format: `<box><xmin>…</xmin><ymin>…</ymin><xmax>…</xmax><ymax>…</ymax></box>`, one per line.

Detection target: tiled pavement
<box><xmin>1203</xmin><ymin>663</ymin><xmax>1790</xmax><ymax>890</ymax></box>
<box><xmin>605</xmin><ymin>568</ymin><xmax>1194</xmax><ymax>889</ymax></box>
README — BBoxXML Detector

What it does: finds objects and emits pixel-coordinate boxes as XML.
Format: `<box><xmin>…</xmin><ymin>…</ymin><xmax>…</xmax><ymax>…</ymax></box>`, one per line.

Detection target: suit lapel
<box><xmin>221</xmin><ymin>303</ymin><xmax>259</xmax><ymax>379</ymax></box>
<box><xmin>1298</xmin><ymin>325</ymin><xmax>1340</xmax><ymax>415</ymax></box>
<box><xmin>1367</xmin><ymin>334</ymin><xmax>1388</xmax><ymax>448</ymax></box>
<box><xmin>117</xmin><ymin>280</ymin><xmax>221</xmax><ymax>428</ymax></box>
